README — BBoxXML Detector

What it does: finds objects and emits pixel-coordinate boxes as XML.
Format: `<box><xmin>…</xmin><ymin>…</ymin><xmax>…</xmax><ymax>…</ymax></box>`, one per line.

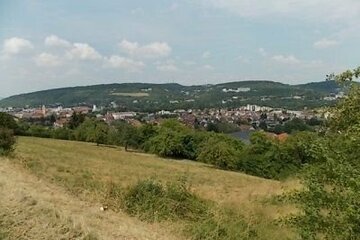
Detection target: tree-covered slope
<box><xmin>0</xmin><ymin>80</ymin><xmax>343</xmax><ymax>110</ymax></box>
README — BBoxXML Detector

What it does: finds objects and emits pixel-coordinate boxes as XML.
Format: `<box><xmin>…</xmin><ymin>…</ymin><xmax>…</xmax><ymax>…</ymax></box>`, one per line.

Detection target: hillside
<box><xmin>0</xmin><ymin>80</ymin><xmax>343</xmax><ymax>110</ymax></box>
<box><xmin>0</xmin><ymin>137</ymin><xmax>295</xmax><ymax>239</ymax></box>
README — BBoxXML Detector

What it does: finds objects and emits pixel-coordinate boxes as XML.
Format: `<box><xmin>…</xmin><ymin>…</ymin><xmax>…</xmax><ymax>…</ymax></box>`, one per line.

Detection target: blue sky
<box><xmin>1</xmin><ymin>0</ymin><xmax>359</xmax><ymax>97</ymax></box>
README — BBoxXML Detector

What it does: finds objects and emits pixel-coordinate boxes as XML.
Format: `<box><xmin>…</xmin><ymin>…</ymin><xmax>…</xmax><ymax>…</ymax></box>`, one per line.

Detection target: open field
<box><xmin>1</xmin><ymin>137</ymin><xmax>297</xmax><ymax>239</ymax></box>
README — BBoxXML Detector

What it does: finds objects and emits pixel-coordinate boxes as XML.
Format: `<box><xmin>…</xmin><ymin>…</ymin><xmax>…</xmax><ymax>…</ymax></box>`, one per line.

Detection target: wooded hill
<box><xmin>0</xmin><ymin>80</ymin><xmax>345</xmax><ymax>110</ymax></box>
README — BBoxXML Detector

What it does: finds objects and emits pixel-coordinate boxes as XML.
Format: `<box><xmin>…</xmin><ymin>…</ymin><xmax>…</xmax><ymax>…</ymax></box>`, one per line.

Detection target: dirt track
<box><xmin>0</xmin><ymin>159</ymin><xmax>179</xmax><ymax>240</ymax></box>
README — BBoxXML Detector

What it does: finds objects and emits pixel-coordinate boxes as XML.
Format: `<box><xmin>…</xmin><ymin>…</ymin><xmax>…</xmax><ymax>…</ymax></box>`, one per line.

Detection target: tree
<box><xmin>0</xmin><ymin>113</ymin><xmax>18</xmax><ymax>132</ymax></box>
<box><xmin>258</xmin><ymin>121</ymin><xmax>268</xmax><ymax>131</ymax></box>
<box><xmin>147</xmin><ymin>128</ymin><xmax>186</xmax><ymax>157</ymax></box>
<box><xmin>285</xmin><ymin>67</ymin><xmax>360</xmax><ymax>239</ymax></box>
<box><xmin>196</xmin><ymin>133</ymin><xmax>244</xmax><ymax>169</ymax></box>
<box><xmin>206</xmin><ymin>122</ymin><xmax>219</xmax><ymax>133</ymax></box>
<box><xmin>111</xmin><ymin>121</ymin><xmax>140</xmax><ymax>151</ymax></box>
<box><xmin>0</xmin><ymin>128</ymin><xmax>16</xmax><ymax>156</ymax></box>
<box><xmin>52</xmin><ymin>127</ymin><xmax>73</xmax><ymax>140</ymax></box>
<box><xmin>138</xmin><ymin>124</ymin><xmax>157</xmax><ymax>148</ymax></box>
<box><xmin>120</xmin><ymin>124</ymin><xmax>139</xmax><ymax>151</ymax></box>
<box><xmin>89</xmin><ymin>122</ymin><xmax>109</xmax><ymax>146</ymax></box>
<box><xmin>283</xmin><ymin>118</ymin><xmax>311</xmax><ymax>134</ymax></box>
<box><xmin>77</xmin><ymin>119</ymin><xmax>109</xmax><ymax>145</ymax></box>
<box><xmin>197</xmin><ymin>138</ymin><xmax>239</xmax><ymax>169</ymax></box>
<box><xmin>68</xmin><ymin>112</ymin><xmax>86</xmax><ymax>129</ymax></box>
<box><xmin>74</xmin><ymin>118</ymin><xmax>96</xmax><ymax>141</ymax></box>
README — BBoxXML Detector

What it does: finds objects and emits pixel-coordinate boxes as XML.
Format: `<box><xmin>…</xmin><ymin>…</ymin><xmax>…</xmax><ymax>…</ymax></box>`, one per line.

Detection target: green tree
<box><xmin>197</xmin><ymin>133</ymin><xmax>244</xmax><ymax>169</ymax></box>
<box><xmin>52</xmin><ymin>127</ymin><xmax>73</xmax><ymax>140</ymax></box>
<box><xmin>197</xmin><ymin>138</ymin><xmax>239</xmax><ymax>169</ymax></box>
<box><xmin>26</xmin><ymin>125</ymin><xmax>52</xmax><ymax>138</ymax></box>
<box><xmin>283</xmin><ymin>118</ymin><xmax>311</xmax><ymax>134</ymax></box>
<box><xmin>111</xmin><ymin>121</ymin><xmax>140</xmax><ymax>151</ymax></box>
<box><xmin>147</xmin><ymin>128</ymin><xmax>186</xmax><ymax>158</ymax></box>
<box><xmin>74</xmin><ymin>118</ymin><xmax>96</xmax><ymax>141</ymax></box>
<box><xmin>0</xmin><ymin>128</ymin><xmax>16</xmax><ymax>156</ymax></box>
<box><xmin>285</xmin><ymin>67</ymin><xmax>360</xmax><ymax>239</ymax></box>
<box><xmin>87</xmin><ymin>121</ymin><xmax>109</xmax><ymax>146</ymax></box>
<box><xmin>0</xmin><ymin>113</ymin><xmax>18</xmax><ymax>132</ymax></box>
<box><xmin>68</xmin><ymin>112</ymin><xmax>86</xmax><ymax>129</ymax></box>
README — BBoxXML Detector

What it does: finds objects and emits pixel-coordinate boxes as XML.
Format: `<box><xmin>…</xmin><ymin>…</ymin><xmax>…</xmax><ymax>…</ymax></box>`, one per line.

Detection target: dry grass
<box><xmin>110</xmin><ymin>92</ymin><xmax>149</xmax><ymax>97</ymax></box>
<box><xmin>0</xmin><ymin>159</ymin><xmax>180</xmax><ymax>240</ymax></box>
<box><xmin>2</xmin><ymin>137</ymin><xmax>298</xmax><ymax>239</ymax></box>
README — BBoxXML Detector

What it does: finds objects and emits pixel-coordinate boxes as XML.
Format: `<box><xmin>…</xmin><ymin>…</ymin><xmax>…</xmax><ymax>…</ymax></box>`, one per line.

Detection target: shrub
<box><xmin>197</xmin><ymin>139</ymin><xmax>239</xmax><ymax>169</ymax></box>
<box><xmin>188</xmin><ymin>208</ymin><xmax>258</xmax><ymax>240</ymax></box>
<box><xmin>0</xmin><ymin>113</ymin><xmax>18</xmax><ymax>131</ymax></box>
<box><xmin>122</xmin><ymin>179</ymin><xmax>209</xmax><ymax>222</ymax></box>
<box><xmin>0</xmin><ymin>128</ymin><xmax>16</xmax><ymax>156</ymax></box>
<box><xmin>52</xmin><ymin>127</ymin><xmax>73</xmax><ymax>140</ymax></box>
<box><xmin>26</xmin><ymin>125</ymin><xmax>52</xmax><ymax>138</ymax></box>
<box><xmin>147</xmin><ymin>128</ymin><xmax>187</xmax><ymax>158</ymax></box>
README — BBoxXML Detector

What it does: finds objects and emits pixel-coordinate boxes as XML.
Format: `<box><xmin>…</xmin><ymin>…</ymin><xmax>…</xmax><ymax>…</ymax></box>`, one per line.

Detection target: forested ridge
<box><xmin>0</xmin><ymin>80</ymin><xmax>347</xmax><ymax>110</ymax></box>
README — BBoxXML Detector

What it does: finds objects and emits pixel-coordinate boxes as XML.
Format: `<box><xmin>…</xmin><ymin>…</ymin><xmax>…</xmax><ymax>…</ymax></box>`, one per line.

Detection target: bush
<box><xmin>284</xmin><ymin>130</ymin><xmax>360</xmax><ymax>239</ymax></box>
<box><xmin>26</xmin><ymin>125</ymin><xmax>53</xmax><ymax>138</ymax></box>
<box><xmin>0</xmin><ymin>113</ymin><xmax>18</xmax><ymax>131</ymax></box>
<box><xmin>0</xmin><ymin>128</ymin><xmax>16</xmax><ymax>156</ymax></box>
<box><xmin>122</xmin><ymin>179</ymin><xmax>209</xmax><ymax>222</ymax></box>
<box><xmin>147</xmin><ymin>128</ymin><xmax>188</xmax><ymax>158</ymax></box>
<box><xmin>188</xmin><ymin>208</ymin><xmax>258</xmax><ymax>240</ymax></box>
<box><xmin>197</xmin><ymin>138</ymin><xmax>240</xmax><ymax>169</ymax></box>
<box><xmin>52</xmin><ymin>127</ymin><xmax>73</xmax><ymax>140</ymax></box>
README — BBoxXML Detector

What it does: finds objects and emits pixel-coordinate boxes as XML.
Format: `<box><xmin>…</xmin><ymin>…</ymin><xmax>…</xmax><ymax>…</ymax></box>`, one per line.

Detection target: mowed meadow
<box><xmin>1</xmin><ymin>137</ymin><xmax>298</xmax><ymax>239</ymax></box>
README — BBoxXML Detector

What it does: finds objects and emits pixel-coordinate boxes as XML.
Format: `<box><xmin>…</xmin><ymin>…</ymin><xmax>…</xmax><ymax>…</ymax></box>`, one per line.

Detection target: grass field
<box><xmin>1</xmin><ymin>137</ymin><xmax>297</xmax><ymax>239</ymax></box>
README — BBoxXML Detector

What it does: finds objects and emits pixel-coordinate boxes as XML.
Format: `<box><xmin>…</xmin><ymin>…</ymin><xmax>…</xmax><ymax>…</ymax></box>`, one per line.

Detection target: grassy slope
<box><xmin>5</xmin><ymin>137</ymin><xmax>296</xmax><ymax>239</ymax></box>
<box><xmin>0</xmin><ymin>159</ymin><xmax>175</xmax><ymax>240</ymax></box>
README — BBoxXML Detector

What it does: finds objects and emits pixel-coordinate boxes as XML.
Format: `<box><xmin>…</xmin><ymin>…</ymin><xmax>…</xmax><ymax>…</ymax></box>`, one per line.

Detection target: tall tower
<box><xmin>42</xmin><ymin>105</ymin><xmax>46</xmax><ymax>117</ymax></box>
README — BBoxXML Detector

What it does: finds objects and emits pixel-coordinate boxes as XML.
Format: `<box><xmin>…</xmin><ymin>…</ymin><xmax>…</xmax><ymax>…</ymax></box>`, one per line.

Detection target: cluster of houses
<box><xmin>176</xmin><ymin>105</ymin><xmax>325</xmax><ymax>129</ymax></box>
<box><xmin>1</xmin><ymin>102</ymin><xmax>326</xmax><ymax>131</ymax></box>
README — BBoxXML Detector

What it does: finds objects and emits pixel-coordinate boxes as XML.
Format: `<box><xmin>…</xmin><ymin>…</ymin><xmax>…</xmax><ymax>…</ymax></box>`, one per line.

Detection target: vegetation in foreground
<box><xmin>2</xmin><ymin>68</ymin><xmax>360</xmax><ymax>239</ymax></box>
<box><xmin>283</xmin><ymin>67</ymin><xmax>360</xmax><ymax>239</ymax></box>
<box><xmin>6</xmin><ymin>136</ymin><xmax>294</xmax><ymax>239</ymax></box>
<box><xmin>0</xmin><ymin>113</ymin><xmax>17</xmax><ymax>156</ymax></box>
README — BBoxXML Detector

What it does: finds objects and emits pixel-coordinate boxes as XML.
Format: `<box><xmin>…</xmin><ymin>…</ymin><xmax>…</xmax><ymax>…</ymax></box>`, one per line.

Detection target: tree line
<box><xmin>0</xmin><ymin>111</ymin><xmax>320</xmax><ymax>180</ymax></box>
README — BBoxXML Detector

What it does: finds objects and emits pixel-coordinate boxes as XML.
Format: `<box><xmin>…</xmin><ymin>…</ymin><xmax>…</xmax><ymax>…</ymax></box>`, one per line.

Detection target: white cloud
<box><xmin>45</xmin><ymin>35</ymin><xmax>71</xmax><ymax>48</ymax></box>
<box><xmin>313</xmin><ymin>38</ymin><xmax>339</xmax><ymax>49</ymax></box>
<box><xmin>119</xmin><ymin>39</ymin><xmax>172</xmax><ymax>58</ymax></box>
<box><xmin>34</xmin><ymin>53</ymin><xmax>62</xmax><ymax>67</ymax></box>
<box><xmin>203</xmin><ymin>64</ymin><xmax>214</xmax><ymax>70</ymax></box>
<box><xmin>2</xmin><ymin>37</ymin><xmax>33</xmax><ymax>55</ymax></box>
<box><xmin>105</xmin><ymin>55</ymin><xmax>144</xmax><ymax>72</ymax></box>
<box><xmin>202</xmin><ymin>0</ymin><xmax>360</xmax><ymax>24</ymax></box>
<box><xmin>169</xmin><ymin>3</ymin><xmax>179</xmax><ymax>11</ymax></box>
<box><xmin>202</xmin><ymin>51</ymin><xmax>211</xmax><ymax>59</ymax></box>
<box><xmin>183</xmin><ymin>60</ymin><xmax>197</xmax><ymax>66</ymax></box>
<box><xmin>131</xmin><ymin>8</ymin><xmax>144</xmax><ymax>15</ymax></box>
<box><xmin>272</xmin><ymin>54</ymin><xmax>301</xmax><ymax>64</ymax></box>
<box><xmin>66</xmin><ymin>43</ymin><xmax>102</xmax><ymax>60</ymax></box>
<box><xmin>235</xmin><ymin>55</ymin><xmax>250</xmax><ymax>63</ymax></box>
<box><xmin>157</xmin><ymin>63</ymin><xmax>178</xmax><ymax>72</ymax></box>
<box><xmin>258</xmin><ymin>48</ymin><xmax>267</xmax><ymax>57</ymax></box>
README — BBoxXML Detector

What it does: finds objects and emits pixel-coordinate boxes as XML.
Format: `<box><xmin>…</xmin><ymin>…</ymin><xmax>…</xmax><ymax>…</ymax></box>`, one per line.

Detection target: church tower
<box><xmin>42</xmin><ymin>105</ymin><xmax>46</xmax><ymax>117</ymax></box>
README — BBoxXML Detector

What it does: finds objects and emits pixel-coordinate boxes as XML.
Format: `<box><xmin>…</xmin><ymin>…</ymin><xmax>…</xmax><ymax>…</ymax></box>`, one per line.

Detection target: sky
<box><xmin>1</xmin><ymin>0</ymin><xmax>360</xmax><ymax>97</ymax></box>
